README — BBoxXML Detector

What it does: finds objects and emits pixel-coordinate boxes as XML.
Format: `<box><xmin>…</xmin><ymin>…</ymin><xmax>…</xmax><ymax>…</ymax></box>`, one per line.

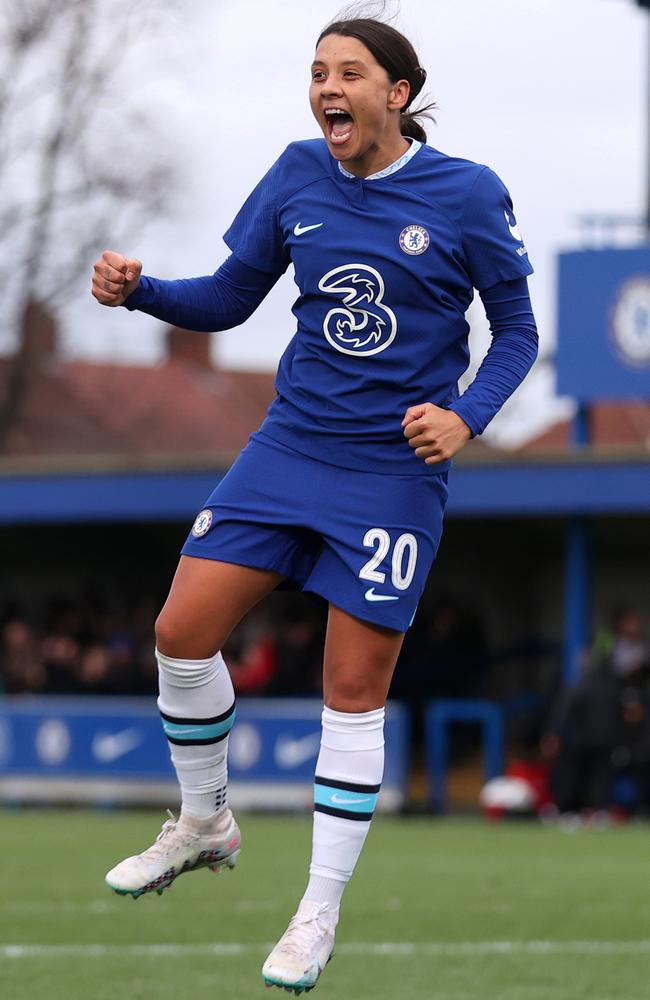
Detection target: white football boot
<box><xmin>262</xmin><ymin>900</ymin><xmax>338</xmax><ymax>994</ymax></box>
<box><xmin>105</xmin><ymin>808</ymin><xmax>240</xmax><ymax>899</ymax></box>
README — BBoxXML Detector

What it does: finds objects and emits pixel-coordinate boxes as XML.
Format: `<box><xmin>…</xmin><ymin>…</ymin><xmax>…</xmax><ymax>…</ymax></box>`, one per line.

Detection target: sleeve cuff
<box><xmin>446</xmin><ymin>399</ymin><xmax>482</xmax><ymax>438</ymax></box>
<box><xmin>122</xmin><ymin>276</ymin><xmax>153</xmax><ymax>311</ymax></box>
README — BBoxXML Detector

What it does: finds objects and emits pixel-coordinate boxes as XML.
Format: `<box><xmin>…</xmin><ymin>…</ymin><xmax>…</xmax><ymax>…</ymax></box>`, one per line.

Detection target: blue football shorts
<box><xmin>181</xmin><ymin>433</ymin><xmax>448</xmax><ymax>632</ymax></box>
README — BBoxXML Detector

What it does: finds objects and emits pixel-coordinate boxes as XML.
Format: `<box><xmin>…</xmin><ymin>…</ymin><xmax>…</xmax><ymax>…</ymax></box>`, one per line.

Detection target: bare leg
<box><xmin>323</xmin><ymin>604</ymin><xmax>405</xmax><ymax>711</ymax></box>
<box><xmin>155</xmin><ymin>555</ymin><xmax>284</xmax><ymax>657</ymax></box>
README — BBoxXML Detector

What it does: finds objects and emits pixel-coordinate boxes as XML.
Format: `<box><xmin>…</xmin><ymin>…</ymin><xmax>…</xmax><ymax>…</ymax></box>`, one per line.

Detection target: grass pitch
<box><xmin>1</xmin><ymin>809</ymin><xmax>649</xmax><ymax>999</ymax></box>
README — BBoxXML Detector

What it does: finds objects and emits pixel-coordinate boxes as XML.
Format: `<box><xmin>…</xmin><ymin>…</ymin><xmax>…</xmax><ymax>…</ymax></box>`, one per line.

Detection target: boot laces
<box><xmin>279</xmin><ymin>904</ymin><xmax>331</xmax><ymax>960</ymax></box>
<box><xmin>143</xmin><ymin>810</ymin><xmax>196</xmax><ymax>861</ymax></box>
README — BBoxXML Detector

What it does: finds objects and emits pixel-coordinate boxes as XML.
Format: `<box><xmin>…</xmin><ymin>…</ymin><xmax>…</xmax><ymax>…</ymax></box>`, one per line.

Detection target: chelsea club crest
<box><xmin>399</xmin><ymin>224</ymin><xmax>430</xmax><ymax>256</ymax></box>
<box><xmin>191</xmin><ymin>509</ymin><xmax>213</xmax><ymax>538</ymax></box>
<box><xmin>611</xmin><ymin>277</ymin><xmax>650</xmax><ymax>368</ymax></box>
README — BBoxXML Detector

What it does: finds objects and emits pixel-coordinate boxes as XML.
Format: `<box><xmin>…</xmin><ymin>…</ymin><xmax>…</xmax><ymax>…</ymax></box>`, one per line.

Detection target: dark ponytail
<box><xmin>317</xmin><ymin>16</ymin><xmax>436</xmax><ymax>142</ymax></box>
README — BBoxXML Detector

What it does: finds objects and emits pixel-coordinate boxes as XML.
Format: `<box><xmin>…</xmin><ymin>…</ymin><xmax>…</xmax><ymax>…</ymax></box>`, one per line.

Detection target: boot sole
<box><xmin>262</xmin><ymin>953</ymin><xmax>333</xmax><ymax>994</ymax></box>
<box><xmin>107</xmin><ymin>847</ymin><xmax>240</xmax><ymax>899</ymax></box>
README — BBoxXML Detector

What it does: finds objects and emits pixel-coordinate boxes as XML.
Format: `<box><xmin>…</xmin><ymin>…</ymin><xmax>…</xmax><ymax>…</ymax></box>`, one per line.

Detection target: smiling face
<box><xmin>309</xmin><ymin>33</ymin><xmax>411</xmax><ymax>178</ymax></box>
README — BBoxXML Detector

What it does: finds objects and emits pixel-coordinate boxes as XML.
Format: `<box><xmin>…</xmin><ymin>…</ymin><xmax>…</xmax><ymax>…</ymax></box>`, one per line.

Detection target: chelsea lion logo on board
<box><xmin>399</xmin><ymin>224</ymin><xmax>430</xmax><ymax>256</ymax></box>
<box><xmin>611</xmin><ymin>277</ymin><xmax>650</xmax><ymax>368</ymax></box>
<box><xmin>191</xmin><ymin>509</ymin><xmax>213</xmax><ymax>538</ymax></box>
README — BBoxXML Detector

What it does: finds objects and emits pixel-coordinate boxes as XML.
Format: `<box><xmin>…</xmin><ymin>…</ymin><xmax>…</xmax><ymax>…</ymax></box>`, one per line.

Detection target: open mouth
<box><xmin>324</xmin><ymin>107</ymin><xmax>354</xmax><ymax>146</ymax></box>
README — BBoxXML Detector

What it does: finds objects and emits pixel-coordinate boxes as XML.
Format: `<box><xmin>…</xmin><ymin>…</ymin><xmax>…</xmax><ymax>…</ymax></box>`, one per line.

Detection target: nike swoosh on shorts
<box><xmin>364</xmin><ymin>588</ymin><xmax>399</xmax><ymax>602</ymax></box>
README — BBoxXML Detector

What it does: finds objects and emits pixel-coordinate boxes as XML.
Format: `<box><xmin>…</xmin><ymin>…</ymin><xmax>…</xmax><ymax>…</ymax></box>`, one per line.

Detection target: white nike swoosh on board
<box><xmin>92</xmin><ymin>728</ymin><xmax>144</xmax><ymax>763</ymax></box>
<box><xmin>330</xmin><ymin>794</ymin><xmax>372</xmax><ymax>805</ymax></box>
<box><xmin>293</xmin><ymin>222</ymin><xmax>324</xmax><ymax>236</ymax></box>
<box><xmin>364</xmin><ymin>588</ymin><xmax>399</xmax><ymax>602</ymax></box>
<box><xmin>274</xmin><ymin>733</ymin><xmax>322</xmax><ymax>768</ymax></box>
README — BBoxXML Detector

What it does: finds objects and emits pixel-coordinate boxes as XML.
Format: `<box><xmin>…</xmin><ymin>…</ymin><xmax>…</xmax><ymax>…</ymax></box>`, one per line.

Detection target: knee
<box><xmin>324</xmin><ymin>653</ymin><xmax>393</xmax><ymax>713</ymax></box>
<box><xmin>154</xmin><ymin>610</ymin><xmax>218</xmax><ymax>660</ymax></box>
<box><xmin>325</xmin><ymin>676</ymin><xmax>384</xmax><ymax>714</ymax></box>
<box><xmin>154</xmin><ymin>610</ymin><xmax>178</xmax><ymax>657</ymax></box>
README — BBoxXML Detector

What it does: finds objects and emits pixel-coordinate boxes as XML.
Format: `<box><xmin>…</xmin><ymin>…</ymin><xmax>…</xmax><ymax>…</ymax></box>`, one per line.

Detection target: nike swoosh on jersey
<box><xmin>330</xmin><ymin>793</ymin><xmax>373</xmax><ymax>805</ymax></box>
<box><xmin>293</xmin><ymin>222</ymin><xmax>324</xmax><ymax>236</ymax></box>
<box><xmin>364</xmin><ymin>588</ymin><xmax>399</xmax><ymax>602</ymax></box>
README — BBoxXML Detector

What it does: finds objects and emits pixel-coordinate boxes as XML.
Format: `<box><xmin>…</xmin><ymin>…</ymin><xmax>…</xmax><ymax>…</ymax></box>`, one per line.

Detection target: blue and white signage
<box><xmin>557</xmin><ymin>247</ymin><xmax>650</xmax><ymax>399</ymax></box>
<box><xmin>610</xmin><ymin>277</ymin><xmax>650</xmax><ymax>368</ymax></box>
<box><xmin>0</xmin><ymin>697</ymin><xmax>409</xmax><ymax>811</ymax></box>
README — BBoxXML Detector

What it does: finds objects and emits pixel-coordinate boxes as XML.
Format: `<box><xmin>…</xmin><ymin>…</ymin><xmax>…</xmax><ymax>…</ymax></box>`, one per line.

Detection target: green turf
<box><xmin>1</xmin><ymin>809</ymin><xmax>649</xmax><ymax>999</ymax></box>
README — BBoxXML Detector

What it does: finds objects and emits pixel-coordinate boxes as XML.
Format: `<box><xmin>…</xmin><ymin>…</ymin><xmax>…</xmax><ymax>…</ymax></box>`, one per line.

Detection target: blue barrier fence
<box><xmin>0</xmin><ymin>695</ymin><xmax>516</xmax><ymax>811</ymax></box>
<box><xmin>425</xmin><ymin>700</ymin><xmax>505</xmax><ymax>812</ymax></box>
<box><xmin>0</xmin><ymin>696</ymin><xmax>410</xmax><ymax>811</ymax></box>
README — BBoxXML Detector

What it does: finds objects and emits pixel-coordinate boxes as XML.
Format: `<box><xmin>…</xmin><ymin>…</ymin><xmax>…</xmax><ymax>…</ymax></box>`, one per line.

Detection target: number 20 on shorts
<box><xmin>359</xmin><ymin>529</ymin><xmax>418</xmax><ymax>591</ymax></box>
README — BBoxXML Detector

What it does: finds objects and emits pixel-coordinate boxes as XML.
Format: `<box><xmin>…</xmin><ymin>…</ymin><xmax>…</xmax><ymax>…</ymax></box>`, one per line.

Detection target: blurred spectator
<box><xmin>541</xmin><ymin>660</ymin><xmax>621</xmax><ymax>813</ymax></box>
<box><xmin>226</xmin><ymin>615</ymin><xmax>278</xmax><ymax>695</ymax></box>
<box><xmin>77</xmin><ymin>643</ymin><xmax>116</xmax><ymax>694</ymax></box>
<box><xmin>615</xmin><ymin>681</ymin><xmax>650</xmax><ymax>810</ymax></box>
<box><xmin>542</xmin><ymin>607</ymin><xmax>650</xmax><ymax>816</ymax></box>
<box><xmin>0</xmin><ymin>589</ymin><xmax>328</xmax><ymax>699</ymax></box>
<box><xmin>0</xmin><ymin>592</ymin><xmax>158</xmax><ymax>696</ymax></box>
<box><xmin>394</xmin><ymin>595</ymin><xmax>487</xmax><ymax>702</ymax></box>
<box><xmin>224</xmin><ymin>595</ymin><xmax>325</xmax><ymax>697</ymax></box>
<box><xmin>266</xmin><ymin>599</ymin><xmax>325</xmax><ymax>696</ymax></box>
<box><xmin>596</xmin><ymin>606</ymin><xmax>649</xmax><ymax>679</ymax></box>
<box><xmin>1</xmin><ymin>616</ymin><xmax>46</xmax><ymax>693</ymax></box>
<box><xmin>1</xmin><ymin>586</ymin><xmax>538</xmax><ymax>716</ymax></box>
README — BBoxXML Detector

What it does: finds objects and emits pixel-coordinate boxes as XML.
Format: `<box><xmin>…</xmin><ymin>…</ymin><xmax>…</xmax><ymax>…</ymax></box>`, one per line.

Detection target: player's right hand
<box><xmin>91</xmin><ymin>250</ymin><xmax>142</xmax><ymax>307</ymax></box>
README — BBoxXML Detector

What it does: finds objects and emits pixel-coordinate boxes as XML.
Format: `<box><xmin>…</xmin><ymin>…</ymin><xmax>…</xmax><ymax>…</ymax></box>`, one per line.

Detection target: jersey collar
<box><xmin>338</xmin><ymin>138</ymin><xmax>422</xmax><ymax>181</ymax></box>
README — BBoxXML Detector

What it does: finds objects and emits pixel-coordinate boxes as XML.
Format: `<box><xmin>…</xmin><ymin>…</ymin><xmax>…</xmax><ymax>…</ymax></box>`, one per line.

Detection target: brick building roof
<box><xmin>520</xmin><ymin>401</ymin><xmax>650</xmax><ymax>453</ymax></box>
<box><xmin>0</xmin><ymin>325</ymin><xmax>276</xmax><ymax>465</ymax></box>
<box><xmin>1</xmin><ymin>312</ymin><xmax>649</xmax><ymax>467</ymax></box>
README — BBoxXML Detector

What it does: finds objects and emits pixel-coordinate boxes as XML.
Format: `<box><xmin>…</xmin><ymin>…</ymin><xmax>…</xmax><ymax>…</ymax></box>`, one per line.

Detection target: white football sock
<box><xmin>156</xmin><ymin>648</ymin><xmax>235</xmax><ymax>821</ymax></box>
<box><xmin>302</xmin><ymin>705</ymin><xmax>385</xmax><ymax>910</ymax></box>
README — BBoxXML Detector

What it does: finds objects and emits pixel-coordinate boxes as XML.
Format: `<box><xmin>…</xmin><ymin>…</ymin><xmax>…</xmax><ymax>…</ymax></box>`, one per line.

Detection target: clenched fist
<box><xmin>402</xmin><ymin>402</ymin><xmax>471</xmax><ymax>465</ymax></box>
<box><xmin>91</xmin><ymin>250</ymin><xmax>142</xmax><ymax>306</ymax></box>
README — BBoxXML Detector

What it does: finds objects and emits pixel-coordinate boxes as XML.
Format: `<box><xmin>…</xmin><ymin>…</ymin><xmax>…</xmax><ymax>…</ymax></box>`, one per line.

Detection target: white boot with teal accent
<box><xmin>105</xmin><ymin>808</ymin><xmax>240</xmax><ymax>898</ymax></box>
<box><xmin>262</xmin><ymin>900</ymin><xmax>338</xmax><ymax>994</ymax></box>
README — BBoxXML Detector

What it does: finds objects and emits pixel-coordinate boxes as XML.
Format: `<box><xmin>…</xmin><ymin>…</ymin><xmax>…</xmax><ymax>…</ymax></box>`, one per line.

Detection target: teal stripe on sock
<box><xmin>161</xmin><ymin>710</ymin><xmax>236</xmax><ymax>743</ymax></box>
<box><xmin>314</xmin><ymin>783</ymin><xmax>379</xmax><ymax>814</ymax></box>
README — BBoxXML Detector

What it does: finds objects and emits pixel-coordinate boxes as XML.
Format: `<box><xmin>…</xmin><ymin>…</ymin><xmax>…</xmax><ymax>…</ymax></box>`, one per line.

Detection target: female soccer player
<box><xmin>92</xmin><ymin>14</ymin><xmax>538</xmax><ymax>994</ymax></box>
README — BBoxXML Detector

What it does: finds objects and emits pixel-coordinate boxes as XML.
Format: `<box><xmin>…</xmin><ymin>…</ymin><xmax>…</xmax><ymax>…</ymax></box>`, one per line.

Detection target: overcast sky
<box><xmin>61</xmin><ymin>0</ymin><xmax>647</xmax><ymax>445</ymax></box>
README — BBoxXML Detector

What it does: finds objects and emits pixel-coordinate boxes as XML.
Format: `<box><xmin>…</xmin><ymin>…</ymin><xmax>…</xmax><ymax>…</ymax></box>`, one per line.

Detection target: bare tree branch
<box><xmin>0</xmin><ymin>0</ymin><xmax>177</xmax><ymax>448</ymax></box>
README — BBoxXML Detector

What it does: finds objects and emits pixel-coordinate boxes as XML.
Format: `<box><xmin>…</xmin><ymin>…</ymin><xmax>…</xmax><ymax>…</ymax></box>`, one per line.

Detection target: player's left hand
<box><xmin>402</xmin><ymin>402</ymin><xmax>471</xmax><ymax>464</ymax></box>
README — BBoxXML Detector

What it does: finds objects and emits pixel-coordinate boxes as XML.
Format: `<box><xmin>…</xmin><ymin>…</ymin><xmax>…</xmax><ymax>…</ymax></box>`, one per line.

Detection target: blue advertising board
<box><xmin>0</xmin><ymin>696</ymin><xmax>409</xmax><ymax>811</ymax></box>
<box><xmin>557</xmin><ymin>247</ymin><xmax>650</xmax><ymax>399</ymax></box>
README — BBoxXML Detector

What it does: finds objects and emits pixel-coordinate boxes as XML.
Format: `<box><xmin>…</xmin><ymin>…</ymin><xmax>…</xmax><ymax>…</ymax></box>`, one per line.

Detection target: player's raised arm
<box><xmin>91</xmin><ymin>250</ymin><xmax>142</xmax><ymax>306</ymax></box>
<box><xmin>91</xmin><ymin>252</ymin><xmax>282</xmax><ymax>333</ymax></box>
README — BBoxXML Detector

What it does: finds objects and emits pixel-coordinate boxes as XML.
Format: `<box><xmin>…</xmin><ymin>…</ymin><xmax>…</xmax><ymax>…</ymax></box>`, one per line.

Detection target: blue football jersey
<box><xmin>224</xmin><ymin>139</ymin><xmax>533</xmax><ymax>475</ymax></box>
